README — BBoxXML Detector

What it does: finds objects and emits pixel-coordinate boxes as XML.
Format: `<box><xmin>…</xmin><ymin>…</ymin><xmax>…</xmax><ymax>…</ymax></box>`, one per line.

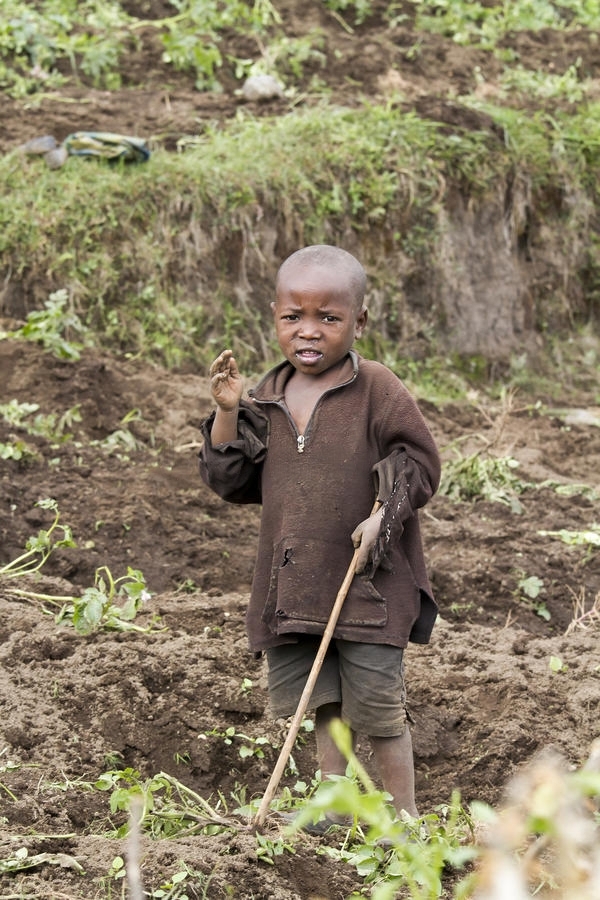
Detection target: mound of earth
<box><xmin>1</xmin><ymin>338</ymin><xmax>599</xmax><ymax>898</ymax></box>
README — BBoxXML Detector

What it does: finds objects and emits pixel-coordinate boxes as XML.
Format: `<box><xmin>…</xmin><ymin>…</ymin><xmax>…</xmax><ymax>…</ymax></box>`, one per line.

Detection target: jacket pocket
<box><xmin>261</xmin><ymin>536</ymin><xmax>387</xmax><ymax>632</ymax></box>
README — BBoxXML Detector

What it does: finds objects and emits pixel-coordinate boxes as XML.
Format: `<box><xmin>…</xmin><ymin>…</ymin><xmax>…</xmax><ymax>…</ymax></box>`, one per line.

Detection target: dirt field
<box><xmin>1</xmin><ymin>2</ymin><xmax>600</xmax><ymax>897</ymax></box>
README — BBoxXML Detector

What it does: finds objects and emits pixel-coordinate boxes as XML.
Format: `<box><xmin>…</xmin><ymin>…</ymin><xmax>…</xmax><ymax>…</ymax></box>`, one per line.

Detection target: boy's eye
<box><xmin>323</xmin><ymin>315</ymin><xmax>339</xmax><ymax>323</ymax></box>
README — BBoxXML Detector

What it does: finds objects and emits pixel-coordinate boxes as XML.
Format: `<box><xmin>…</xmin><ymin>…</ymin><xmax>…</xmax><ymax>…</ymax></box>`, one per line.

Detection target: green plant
<box><xmin>0</xmin><ymin>748</ymin><xmax>19</xmax><ymax>802</ymax></box>
<box><xmin>92</xmin><ymin>408</ymin><xmax>147</xmax><ymax>457</ymax></box>
<box><xmin>240</xmin><ymin>677</ymin><xmax>254</xmax><ymax>694</ymax></box>
<box><xmin>200</xmin><ymin>726</ymin><xmax>274</xmax><ymax>762</ymax></box>
<box><xmin>7</xmin><ymin>288</ymin><xmax>88</xmax><ymax>360</ymax></box>
<box><xmin>0</xmin><ymin>437</ymin><xmax>38</xmax><ymax>462</ymax></box>
<box><xmin>0</xmin><ymin>498</ymin><xmax>76</xmax><ymax>579</ymax></box>
<box><xmin>324</xmin><ymin>0</ymin><xmax>373</xmax><ymax>27</ymax></box>
<box><xmin>439</xmin><ymin>450</ymin><xmax>530</xmax><ymax>512</ymax></box>
<box><xmin>538</xmin><ymin>524</ymin><xmax>600</xmax><ymax>560</ymax></box>
<box><xmin>200</xmin><ymin>717</ymin><xmax>314</xmax><ymax>773</ymax></box>
<box><xmin>0</xmin><ymin>398</ymin><xmax>82</xmax><ymax>443</ymax></box>
<box><xmin>149</xmin><ymin>862</ymin><xmax>208</xmax><ymax>899</ymax></box>
<box><xmin>1</xmin><ymin>499</ymin><xmax>161</xmax><ymax>634</ymax></box>
<box><xmin>94</xmin><ymin>768</ymin><xmax>234</xmax><ymax>838</ymax></box>
<box><xmin>413</xmin><ymin>0</ymin><xmax>600</xmax><ymax>48</ymax></box>
<box><xmin>6</xmin><ymin>562</ymin><xmax>161</xmax><ymax>634</ymax></box>
<box><xmin>549</xmin><ymin>655</ymin><xmax>568</xmax><ymax>673</ymax></box>
<box><xmin>55</xmin><ymin>565</ymin><xmax>160</xmax><ymax>634</ymax></box>
<box><xmin>499</xmin><ymin>60</ymin><xmax>589</xmax><ymax>104</ymax></box>
<box><xmin>514</xmin><ymin>573</ymin><xmax>550</xmax><ymax>621</ymax></box>
<box><xmin>0</xmin><ymin>845</ymin><xmax>84</xmax><ymax>875</ymax></box>
<box><xmin>288</xmin><ymin>721</ymin><xmax>477</xmax><ymax>898</ymax></box>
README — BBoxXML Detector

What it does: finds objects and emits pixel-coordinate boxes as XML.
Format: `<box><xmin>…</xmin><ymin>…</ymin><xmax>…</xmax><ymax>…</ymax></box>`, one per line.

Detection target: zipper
<box><xmin>250</xmin><ymin>354</ymin><xmax>359</xmax><ymax>457</ymax></box>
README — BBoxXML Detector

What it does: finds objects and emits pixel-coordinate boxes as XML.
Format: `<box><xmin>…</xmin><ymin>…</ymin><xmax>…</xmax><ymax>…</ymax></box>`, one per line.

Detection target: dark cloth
<box><xmin>199</xmin><ymin>351</ymin><xmax>441</xmax><ymax>652</ymax></box>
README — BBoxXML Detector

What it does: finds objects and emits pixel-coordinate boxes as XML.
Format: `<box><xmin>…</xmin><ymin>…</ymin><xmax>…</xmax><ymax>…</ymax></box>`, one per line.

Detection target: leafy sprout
<box><xmin>0</xmin><ymin>498</ymin><xmax>75</xmax><ymax>579</ymax></box>
<box><xmin>1</xmin><ymin>500</ymin><xmax>162</xmax><ymax>634</ymax></box>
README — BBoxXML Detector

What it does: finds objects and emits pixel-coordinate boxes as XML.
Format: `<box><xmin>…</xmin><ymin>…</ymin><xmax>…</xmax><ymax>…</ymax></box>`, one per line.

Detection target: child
<box><xmin>199</xmin><ymin>245</ymin><xmax>440</xmax><ymax>823</ymax></box>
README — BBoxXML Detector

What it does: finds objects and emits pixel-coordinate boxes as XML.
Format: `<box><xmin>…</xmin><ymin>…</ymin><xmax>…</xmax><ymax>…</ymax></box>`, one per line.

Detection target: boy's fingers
<box><xmin>354</xmin><ymin>546</ymin><xmax>368</xmax><ymax>573</ymax></box>
<box><xmin>350</xmin><ymin>525</ymin><xmax>362</xmax><ymax>547</ymax></box>
<box><xmin>209</xmin><ymin>349</ymin><xmax>234</xmax><ymax>377</ymax></box>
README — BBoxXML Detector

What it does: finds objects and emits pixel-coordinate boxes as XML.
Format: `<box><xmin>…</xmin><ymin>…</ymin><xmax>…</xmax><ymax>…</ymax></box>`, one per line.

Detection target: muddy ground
<box><xmin>1</xmin><ymin>1</ymin><xmax>600</xmax><ymax>897</ymax></box>
<box><xmin>1</xmin><ymin>339</ymin><xmax>599</xmax><ymax>898</ymax></box>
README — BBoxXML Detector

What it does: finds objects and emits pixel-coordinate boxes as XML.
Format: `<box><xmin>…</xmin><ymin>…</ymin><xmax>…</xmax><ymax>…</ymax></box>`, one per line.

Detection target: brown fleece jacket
<box><xmin>199</xmin><ymin>352</ymin><xmax>441</xmax><ymax>652</ymax></box>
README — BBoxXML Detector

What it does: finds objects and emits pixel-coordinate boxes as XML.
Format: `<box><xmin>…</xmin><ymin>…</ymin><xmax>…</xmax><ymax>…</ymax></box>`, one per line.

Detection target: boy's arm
<box><xmin>208</xmin><ymin>349</ymin><xmax>243</xmax><ymax>445</ymax></box>
<box><xmin>352</xmin><ymin>378</ymin><xmax>442</xmax><ymax>575</ymax></box>
<box><xmin>200</xmin><ymin>350</ymin><xmax>267</xmax><ymax>504</ymax></box>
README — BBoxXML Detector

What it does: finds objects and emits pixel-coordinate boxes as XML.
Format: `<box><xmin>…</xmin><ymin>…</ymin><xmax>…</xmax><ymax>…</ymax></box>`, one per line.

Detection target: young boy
<box><xmin>199</xmin><ymin>245</ymin><xmax>440</xmax><ymax>822</ymax></box>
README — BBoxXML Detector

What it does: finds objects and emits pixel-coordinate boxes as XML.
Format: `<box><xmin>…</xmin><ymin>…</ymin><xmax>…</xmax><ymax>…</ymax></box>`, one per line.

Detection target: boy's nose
<box><xmin>298</xmin><ymin>319</ymin><xmax>320</xmax><ymax>339</ymax></box>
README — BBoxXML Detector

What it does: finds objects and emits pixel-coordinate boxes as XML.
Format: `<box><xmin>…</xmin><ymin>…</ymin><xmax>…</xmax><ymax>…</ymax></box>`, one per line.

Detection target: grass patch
<box><xmin>2</xmin><ymin>99</ymin><xmax>599</xmax><ymax>377</ymax></box>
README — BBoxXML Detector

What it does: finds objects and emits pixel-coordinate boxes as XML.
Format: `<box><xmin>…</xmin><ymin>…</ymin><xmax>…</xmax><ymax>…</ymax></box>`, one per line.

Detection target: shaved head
<box><xmin>276</xmin><ymin>245</ymin><xmax>367</xmax><ymax>310</ymax></box>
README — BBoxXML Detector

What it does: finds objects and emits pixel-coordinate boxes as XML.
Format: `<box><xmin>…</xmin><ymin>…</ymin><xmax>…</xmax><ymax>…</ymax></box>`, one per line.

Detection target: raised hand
<box><xmin>209</xmin><ymin>349</ymin><xmax>244</xmax><ymax>411</ymax></box>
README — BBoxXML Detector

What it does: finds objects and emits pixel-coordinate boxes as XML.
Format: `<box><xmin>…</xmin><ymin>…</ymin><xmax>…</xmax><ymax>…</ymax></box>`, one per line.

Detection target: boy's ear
<box><xmin>355</xmin><ymin>306</ymin><xmax>368</xmax><ymax>337</ymax></box>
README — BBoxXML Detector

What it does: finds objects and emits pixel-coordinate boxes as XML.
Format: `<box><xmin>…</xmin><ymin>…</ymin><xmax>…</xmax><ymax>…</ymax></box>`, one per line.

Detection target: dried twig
<box><xmin>565</xmin><ymin>587</ymin><xmax>600</xmax><ymax>635</ymax></box>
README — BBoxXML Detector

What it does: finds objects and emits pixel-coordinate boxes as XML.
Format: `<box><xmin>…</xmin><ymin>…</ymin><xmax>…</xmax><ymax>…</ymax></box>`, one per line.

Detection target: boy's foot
<box><xmin>276</xmin><ymin>811</ymin><xmax>350</xmax><ymax>836</ymax></box>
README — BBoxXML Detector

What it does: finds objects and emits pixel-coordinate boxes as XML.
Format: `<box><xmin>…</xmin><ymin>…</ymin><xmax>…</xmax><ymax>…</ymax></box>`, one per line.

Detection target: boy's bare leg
<box><xmin>315</xmin><ymin>702</ymin><xmax>350</xmax><ymax>776</ymax></box>
<box><xmin>314</xmin><ymin>702</ymin><xmax>355</xmax><ymax>825</ymax></box>
<box><xmin>370</xmin><ymin>726</ymin><xmax>418</xmax><ymax>817</ymax></box>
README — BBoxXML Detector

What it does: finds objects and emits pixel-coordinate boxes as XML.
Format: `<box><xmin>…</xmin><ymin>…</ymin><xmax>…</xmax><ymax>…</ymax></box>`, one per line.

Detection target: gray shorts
<box><xmin>266</xmin><ymin>637</ymin><xmax>408</xmax><ymax>737</ymax></box>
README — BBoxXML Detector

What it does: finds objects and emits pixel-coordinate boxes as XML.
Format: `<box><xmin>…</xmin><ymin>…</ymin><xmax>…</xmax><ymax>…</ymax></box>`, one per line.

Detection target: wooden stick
<box><xmin>252</xmin><ymin>501</ymin><xmax>381</xmax><ymax>830</ymax></box>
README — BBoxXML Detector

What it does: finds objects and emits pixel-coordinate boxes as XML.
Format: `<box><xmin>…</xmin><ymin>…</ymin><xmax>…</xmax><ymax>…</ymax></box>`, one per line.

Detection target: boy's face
<box><xmin>271</xmin><ymin>264</ymin><xmax>367</xmax><ymax>377</ymax></box>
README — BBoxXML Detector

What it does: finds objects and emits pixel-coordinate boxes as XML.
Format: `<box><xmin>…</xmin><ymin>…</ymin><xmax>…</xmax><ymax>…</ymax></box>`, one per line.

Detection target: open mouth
<box><xmin>295</xmin><ymin>349</ymin><xmax>323</xmax><ymax>362</ymax></box>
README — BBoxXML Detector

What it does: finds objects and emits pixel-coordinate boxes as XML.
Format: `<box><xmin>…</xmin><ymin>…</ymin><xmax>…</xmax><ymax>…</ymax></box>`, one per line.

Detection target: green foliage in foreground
<box><xmin>3</xmin><ymin>721</ymin><xmax>597</xmax><ymax>898</ymax></box>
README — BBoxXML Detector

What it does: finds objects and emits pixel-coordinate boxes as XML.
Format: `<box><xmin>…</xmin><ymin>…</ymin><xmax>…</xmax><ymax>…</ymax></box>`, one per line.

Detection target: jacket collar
<box><xmin>249</xmin><ymin>350</ymin><xmax>359</xmax><ymax>402</ymax></box>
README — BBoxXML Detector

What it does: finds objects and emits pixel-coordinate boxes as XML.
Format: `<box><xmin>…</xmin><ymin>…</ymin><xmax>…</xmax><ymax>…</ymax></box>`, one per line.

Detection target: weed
<box><xmin>0</xmin><ymin>398</ymin><xmax>82</xmax><ymax>443</ymax></box>
<box><xmin>414</xmin><ymin>0</ymin><xmax>600</xmax><ymax>48</ymax></box>
<box><xmin>0</xmin><ymin>748</ymin><xmax>19</xmax><ymax>802</ymax></box>
<box><xmin>93</xmin><ymin>768</ymin><xmax>234</xmax><ymax>838</ymax></box>
<box><xmin>240</xmin><ymin>677</ymin><xmax>254</xmax><ymax>694</ymax></box>
<box><xmin>324</xmin><ymin>0</ymin><xmax>373</xmax><ymax>27</ymax></box>
<box><xmin>288</xmin><ymin>721</ymin><xmax>477</xmax><ymax>897</ymax></box>
<box><xmin>549</xmin><ymin>655</ymin><xmax>568</xmax><ymax>673</ymax></box>
<box><xmin>0</xmin><ymin>845</ymin><xmax>84</xmax><ymax>875</ymax></box>
<box><xmin>0</xmin><ymin>497</ymin><xmax>76</xmax><ymax>579</ymax></box>
<box><xmin>7</xmin><ymin>287</ymin><xmax>88</xmax><ymax>360</ymax></box>
<box><xmin>538</xmin><ymin>524</ymin><xmax>600</xmax><ymax>562</ymax></box>
<box><xmin>6</xmin><ymin>562</ymin><xmax>161</xmax><ymax>634</ymax></box>
<box><xmin>439</xmin><ymin>449</ymin><xmax>529</xmax><ymax>512</ymax></box>
<box><xmin>0</xmin><ymin>437</ymin><xmax>38</xmax><ymax>462</ymax></box>
<box><xmin>1</xmin><ymin>499</ymin><xmax>161</xmax><ymax>634</ymax></box>
<box><xmin>200</xmin><ymin>726</ymin><xmax>274</xmax><ymax>762</ymax></box>
<box><xmin>513</xmin><ymin>572</ymin><xmax>550</xmax><ymax>621</ymax></box>
<box><xmin>255</xmin><ymin>831</ymin><xmax>297</xmax><ymax>865</ymax></box>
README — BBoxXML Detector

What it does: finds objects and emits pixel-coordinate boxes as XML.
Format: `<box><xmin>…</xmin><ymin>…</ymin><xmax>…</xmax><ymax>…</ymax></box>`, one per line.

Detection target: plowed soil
<box><xmin>1</xmin><ymin>2</ymin><xmax>600</xmax><ymax>897</ymax></box>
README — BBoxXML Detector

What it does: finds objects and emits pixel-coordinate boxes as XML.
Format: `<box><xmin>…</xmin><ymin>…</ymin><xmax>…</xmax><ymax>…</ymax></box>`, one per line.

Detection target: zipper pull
<box><xmin>297</xmin><ymin>434</ymin><xmax>305</xmax><ymax>453</ymax></box>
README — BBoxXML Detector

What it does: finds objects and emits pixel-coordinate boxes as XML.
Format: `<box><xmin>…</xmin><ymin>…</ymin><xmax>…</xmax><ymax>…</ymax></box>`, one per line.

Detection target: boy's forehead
<box><xmin>276</xmin><ymin>261</ymin><xmax>355</xmax><ymax>297</ymax></box>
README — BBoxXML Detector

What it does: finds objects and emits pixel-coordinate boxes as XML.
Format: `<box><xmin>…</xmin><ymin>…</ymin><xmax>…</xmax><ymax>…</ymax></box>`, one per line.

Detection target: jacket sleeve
<box><xmin>198</xmin><ymin>401</ymin><xmax>268</xmax><ymax>505</ymax></box>
<box><xmin>362</xmin><ymin>393</ymin><xmax>441</xmax><ymax>579</ymax></box>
